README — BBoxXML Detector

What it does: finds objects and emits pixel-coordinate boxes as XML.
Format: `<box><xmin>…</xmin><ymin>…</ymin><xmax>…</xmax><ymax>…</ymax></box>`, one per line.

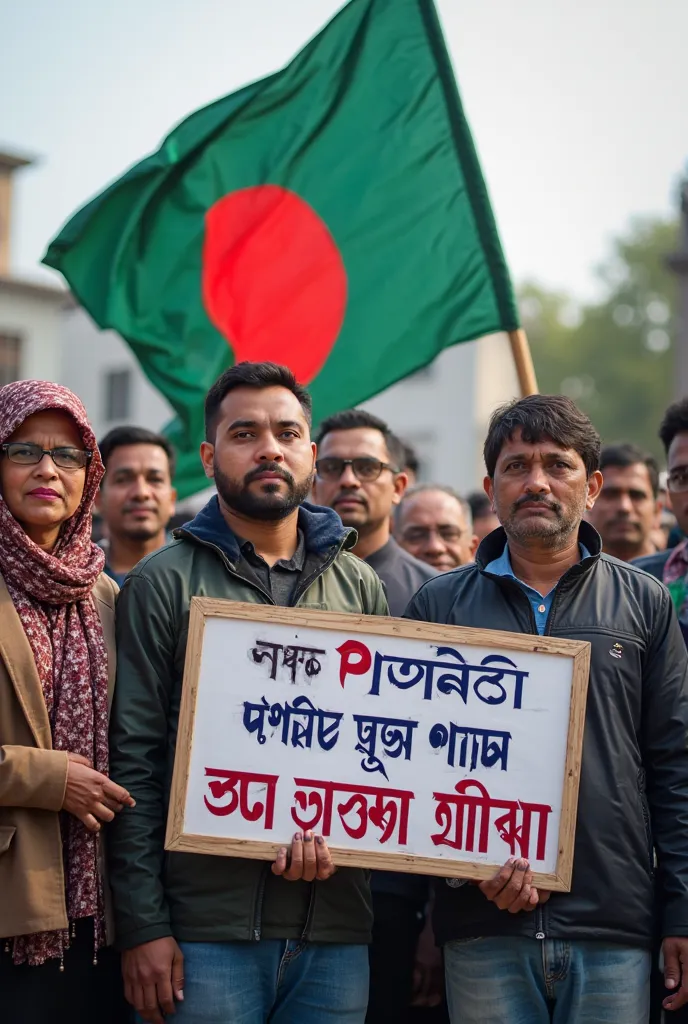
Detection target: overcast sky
<box><xmin>2</xmin><ymin>0</ymin><xmax>687</xmax><ymax>299</ymax></box>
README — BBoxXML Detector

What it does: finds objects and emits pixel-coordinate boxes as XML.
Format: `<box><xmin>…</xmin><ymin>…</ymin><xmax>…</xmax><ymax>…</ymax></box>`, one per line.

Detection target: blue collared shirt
<box><xmin>485</xmin><ymin>543</ymin><xmax>591</xmax><ymax>635</ymax></box>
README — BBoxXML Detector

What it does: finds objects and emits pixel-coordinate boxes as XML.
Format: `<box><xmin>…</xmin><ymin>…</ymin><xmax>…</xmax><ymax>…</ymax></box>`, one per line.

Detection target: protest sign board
<box><xmin>165</xmin><ymin>599</ymin><xmax>590</xmax><ymax>891</ymax></box>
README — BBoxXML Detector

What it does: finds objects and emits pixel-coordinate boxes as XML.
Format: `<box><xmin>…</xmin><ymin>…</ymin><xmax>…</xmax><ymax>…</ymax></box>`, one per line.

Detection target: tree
<box><xmin>520</xmin><ymin>217</ymin><xmax>679</xmax><ymax>461</ymax></box>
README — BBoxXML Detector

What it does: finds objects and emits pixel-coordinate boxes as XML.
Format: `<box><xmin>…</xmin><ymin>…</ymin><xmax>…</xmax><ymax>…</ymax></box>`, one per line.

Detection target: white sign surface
<box><xmin>167</xmin><ymin>601</ymin><xmax>590</xmax><ymax>889</ymax></box>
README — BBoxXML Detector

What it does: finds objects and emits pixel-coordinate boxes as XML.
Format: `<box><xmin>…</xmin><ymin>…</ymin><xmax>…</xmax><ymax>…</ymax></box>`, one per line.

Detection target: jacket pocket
<box><xmin>0</xmin><ymin>825</ymin><xmax>16</xmax><ymax>854</ymax></box>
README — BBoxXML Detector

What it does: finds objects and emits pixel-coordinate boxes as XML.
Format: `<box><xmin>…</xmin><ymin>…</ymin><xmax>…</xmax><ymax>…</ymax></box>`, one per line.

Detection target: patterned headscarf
<box><xmin>0</xmin><ymin>380</ymin><xmax>108</xmax><ymax>966</ymax></box>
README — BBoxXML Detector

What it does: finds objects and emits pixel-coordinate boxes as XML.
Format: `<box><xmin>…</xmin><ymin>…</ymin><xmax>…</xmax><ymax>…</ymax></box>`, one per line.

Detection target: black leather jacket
<box><xmin>405</xmin><ymin>521</ymin><xmax>688</xmax><ymax>948</ymax></box>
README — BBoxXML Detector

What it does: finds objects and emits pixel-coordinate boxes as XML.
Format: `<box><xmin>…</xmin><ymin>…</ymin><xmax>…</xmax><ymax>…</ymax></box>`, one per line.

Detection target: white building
<box><xmin>60</xmin><ymin>300</ymin><xmax>174</xmax><ymax>442</ymax></box>
<box><xmin>0</xmin><ymin>152</ymin><xmax>65</xmax><ymax>386</ymax></box>
<box><xmin>363</xmin><ymin>333</ymin><xmax>518</xmax><ymax>488</ymax></box>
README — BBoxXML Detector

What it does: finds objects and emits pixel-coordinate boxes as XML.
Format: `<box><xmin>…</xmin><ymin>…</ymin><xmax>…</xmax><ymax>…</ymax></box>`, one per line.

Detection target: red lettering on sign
<box><xmin>336</xmin><ymin>639</ymin><xmax>372</xmax><ymax>688</ymax></box>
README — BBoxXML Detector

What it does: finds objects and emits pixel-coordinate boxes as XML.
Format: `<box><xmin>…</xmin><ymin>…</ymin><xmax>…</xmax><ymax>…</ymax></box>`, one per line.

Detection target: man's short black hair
<box><xmin>600</xmin><ymin>442</ymin><xmax>659</xmax><ymax>497</ymax></box>
<box><xmin>484</xmin><ymin>395</ymin><xmax>601</xmax><ymax>478</ymax></box>
<box><xmin>466</xmin><ymin>490</ymin><xmax>493</xmax><ymax>520</ymax></box>
<box><xmin>314</xmin><ymin>408</ymin><xmax>405</xmax><ymax>470</ymax></box>
<box><xmin>205</xmin><ymin>361</ymin><xmax>313</xmax><ymax>442</ymax></box>
<box><xmin>659</xmin><ymin>398</ymin><xmax>688</xmax><ymax>455</ymax></box>
<box><xmin>98</xmin><ymin>425</ymin><xmax>176</xmax><ymax>478</ymax></box>
<box><xmin>402</xmin><ymin>442</ymin><xmax>419</xmax><ymax>476</ymax></box>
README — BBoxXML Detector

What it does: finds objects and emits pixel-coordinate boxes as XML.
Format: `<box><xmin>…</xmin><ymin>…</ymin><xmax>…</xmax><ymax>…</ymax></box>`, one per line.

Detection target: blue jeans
<box><xmin>150</xmin><ymin>939</ymin><xmax>368</xmax><ymax>1023</ymax></box>
<box><xmin>444</xmin><ymin>937</ymin><xmax>650</xmax><ymax>1024</ymax></box>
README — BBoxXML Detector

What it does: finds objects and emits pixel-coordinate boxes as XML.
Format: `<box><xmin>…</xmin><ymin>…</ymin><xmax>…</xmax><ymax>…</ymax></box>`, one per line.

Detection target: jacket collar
<box><xmin>176</xmin><ymin>495</ymin><xmax>357</xmax><ymax>564</ymax></box>
<box><xmin>476</xmin><ymin>519</ymin><xmax>602</xmax><ymax>577</ymax></box>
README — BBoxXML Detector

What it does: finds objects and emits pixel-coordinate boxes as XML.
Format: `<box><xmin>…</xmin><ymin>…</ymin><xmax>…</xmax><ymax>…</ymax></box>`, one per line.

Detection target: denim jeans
<box><xmin>145</xmin><ymin>939</ymin><xmax>368</xmax><ymax>1023</ymax></box>
<box><xmin>444</xmin><ymin>937</ymin><xmax>651</xmax><ymax>1024</ymax></box>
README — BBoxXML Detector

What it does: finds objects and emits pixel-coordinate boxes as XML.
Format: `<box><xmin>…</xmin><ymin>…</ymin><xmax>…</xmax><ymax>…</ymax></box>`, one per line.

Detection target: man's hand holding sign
<box><xmin>165</xmin><ymin>602</ymin><xmax>590</xmax><ymax>892</ymax></box>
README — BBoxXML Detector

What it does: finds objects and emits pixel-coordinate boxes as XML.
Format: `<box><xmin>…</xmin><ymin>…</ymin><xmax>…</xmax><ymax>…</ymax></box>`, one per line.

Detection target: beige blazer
<box><xmin>0</xmin><ymin>572</ymin><xmax>118</xmax><ymax>940</ymax></box>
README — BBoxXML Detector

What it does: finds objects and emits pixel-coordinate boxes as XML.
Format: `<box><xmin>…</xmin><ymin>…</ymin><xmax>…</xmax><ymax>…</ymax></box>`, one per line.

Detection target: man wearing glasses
<box><xmin>312</xmin><ymin>409</ymin><xmax>437</xmax><ymax>1024</ymax></box>
<box><xmin>395</xmin><ymin>484</ymin><xmax>478</xmax><ymax>572</ymax></box>
<box><xmin>312</xmin><ymin>410</ymin><xmax>436</xmax><ymax>618</ymax></box>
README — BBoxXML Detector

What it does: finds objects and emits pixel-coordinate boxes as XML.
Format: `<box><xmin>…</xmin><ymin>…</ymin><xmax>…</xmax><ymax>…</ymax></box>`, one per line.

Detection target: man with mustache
<box><xmin>312</xmin><ymin>409</ymin><xmax>436</xmax><ymax>616</ymax></box>
<box><xmin>586</xmin><ymin>442</ymin><xmax>661</xmax><ymax>562</ymax></box>
<box><xmin>312</xmin><ymin>409</ymin><xmax>439</xmax><ymax>1024</ymax></box>
<box><xmin>97</xmin><ymin>426</ymin><xmax>177</xmax><ymax>584</ymax></box>
<box><xmin>405</xmin><ymin>395</ymin><xmax>688</xmax><ymax>1024</ymax></box>
<box><xmin>107</xmin><ymin>363</ymin><xmax>388</xmax><ymax>1024</ymax></box>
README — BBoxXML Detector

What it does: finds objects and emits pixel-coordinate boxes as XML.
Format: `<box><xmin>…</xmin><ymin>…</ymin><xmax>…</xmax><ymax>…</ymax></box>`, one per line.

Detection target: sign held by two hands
<box><xmin>166</xmin><ymin>600</ymin><xmax>590</xmax><ymax>891</ymax></box>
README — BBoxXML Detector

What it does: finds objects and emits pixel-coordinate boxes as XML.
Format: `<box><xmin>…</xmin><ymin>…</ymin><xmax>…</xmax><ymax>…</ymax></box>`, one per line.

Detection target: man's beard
<box><xmin>500</xmin><ymin>492</ymin><xmax>586</xmax><ymax>548</ymax></box>
<box><xmin>214</xmin><ymin>460</ymin><xmax>313</xmax><ymax>521</ymax></box>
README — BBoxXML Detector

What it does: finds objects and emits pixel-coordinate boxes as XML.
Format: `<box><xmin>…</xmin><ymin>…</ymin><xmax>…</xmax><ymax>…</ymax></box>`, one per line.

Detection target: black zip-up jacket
<box><xmin>404</xmin><ymin>521</ymin><xmax>688</xmax><ymax>948</ymax></box>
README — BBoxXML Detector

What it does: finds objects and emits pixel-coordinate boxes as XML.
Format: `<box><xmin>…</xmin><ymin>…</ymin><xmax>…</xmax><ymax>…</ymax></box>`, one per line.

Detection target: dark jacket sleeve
<box><xmin>642</xmin><ymin>588</ymin><xmax>688</xmax><ymax>937</ymax></box>
<box><xmin>403</xmin><ymin>583</ymin><xmax>431</xmax><ymax>621</ymax></box>
<box><xmin>107</xmin><ymin>572</ymin><xmax>177</xmax><ymax>949</ymax></box>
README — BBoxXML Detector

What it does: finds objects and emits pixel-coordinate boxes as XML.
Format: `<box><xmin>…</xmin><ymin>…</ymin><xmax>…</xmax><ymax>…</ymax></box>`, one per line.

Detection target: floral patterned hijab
<box><xmin>0</xmin><ymin>380</ymin><xmax>108</xmax><ymax>966</ymax></box>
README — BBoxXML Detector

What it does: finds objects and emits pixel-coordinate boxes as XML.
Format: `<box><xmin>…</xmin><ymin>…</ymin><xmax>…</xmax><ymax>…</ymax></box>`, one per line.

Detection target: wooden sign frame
<box><xmin>165</xmin><ymin>599</ymin><xmax>590</xmax><ymax>891</ymax></box>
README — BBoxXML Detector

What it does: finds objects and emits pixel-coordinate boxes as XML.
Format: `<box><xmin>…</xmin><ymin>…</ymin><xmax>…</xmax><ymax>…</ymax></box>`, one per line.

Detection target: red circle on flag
<box><xmin>202</xmin><ymin>185</ymin><xmax>347</xmax><ymax>384</ymax></box>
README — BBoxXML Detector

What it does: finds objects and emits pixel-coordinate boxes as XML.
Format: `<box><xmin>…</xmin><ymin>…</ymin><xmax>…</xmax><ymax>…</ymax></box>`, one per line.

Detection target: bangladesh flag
<box><xmin>44</xmin><ymin>0</ymin><xmax>519</xmax><ymax>499</ymax></box>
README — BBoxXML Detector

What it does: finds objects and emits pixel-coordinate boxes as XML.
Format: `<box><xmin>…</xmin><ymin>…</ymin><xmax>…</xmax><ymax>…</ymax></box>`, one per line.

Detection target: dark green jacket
<box><xmin>107</xmin><ymin>498</ymin><xmax>388</xmax><ymax>950</ymax></box>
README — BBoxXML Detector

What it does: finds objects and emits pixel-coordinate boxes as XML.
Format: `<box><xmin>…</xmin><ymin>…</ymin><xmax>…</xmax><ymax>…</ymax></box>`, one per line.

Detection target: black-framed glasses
<box><xmin>315</xmin><ymin>457</ymin><xmax>400</xmax><ymax>482</ymax></box>
<box><xmin>668</xmin><ymin>469</ymin><xmax>688</xmax><ymax>494</ymax></box>
<box><xmin>0</xmin><ymin>442</ymin><xmax>92</xmax><ymax>471</ymax></box>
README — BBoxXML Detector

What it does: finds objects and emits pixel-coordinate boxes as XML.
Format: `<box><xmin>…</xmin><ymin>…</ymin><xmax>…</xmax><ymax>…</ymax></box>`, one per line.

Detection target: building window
<box><xmin>0</xmin><ymin>333</ymin><xmax>21</xmax><ymax>387</ymax></box>
<box><xmin>104</xmin><ymin>368</ymin><xmax>132</xmax><ymax>422</ymax></box>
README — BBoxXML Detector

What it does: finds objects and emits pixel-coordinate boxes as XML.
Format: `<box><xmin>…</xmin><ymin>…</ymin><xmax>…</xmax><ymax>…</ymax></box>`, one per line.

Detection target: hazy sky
<box><xmin>2</xmin><ymin>0</ymin><xmax>687</xmax><ymax>299</ymax></box>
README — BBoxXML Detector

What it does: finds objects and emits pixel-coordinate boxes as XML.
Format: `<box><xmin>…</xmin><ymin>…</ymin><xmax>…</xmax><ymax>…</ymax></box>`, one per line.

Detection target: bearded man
<box><xmin>108</xmin><ymin>362</ymin><xmax>387</xmax><ymax>1024</ymax></box>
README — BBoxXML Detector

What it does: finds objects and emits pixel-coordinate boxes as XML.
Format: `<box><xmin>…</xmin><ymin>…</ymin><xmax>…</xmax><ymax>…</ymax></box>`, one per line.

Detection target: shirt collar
<box><xmin>239</xmin><ymin>528</ymin><xmax>306</xmax><ymax>572</ymax></box>
<box><xmin>486</xmin><ymin>542</ymin><xmax>591</xmax><ymax>584</ymax></box>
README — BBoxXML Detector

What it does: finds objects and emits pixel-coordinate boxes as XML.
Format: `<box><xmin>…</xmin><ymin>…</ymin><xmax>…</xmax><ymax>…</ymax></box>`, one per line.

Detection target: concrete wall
<box><xmin>0</xmin><ymin>283</ymin><xmax>64</xmax><ymax>382</ymax></box>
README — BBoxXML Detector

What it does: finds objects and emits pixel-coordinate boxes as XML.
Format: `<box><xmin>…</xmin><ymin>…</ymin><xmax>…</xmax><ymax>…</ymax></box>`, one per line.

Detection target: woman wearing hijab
<box><xmin>0</xmin><ymin>380</ymin><xmax>135</xmax><ymax>1023</ymax></box>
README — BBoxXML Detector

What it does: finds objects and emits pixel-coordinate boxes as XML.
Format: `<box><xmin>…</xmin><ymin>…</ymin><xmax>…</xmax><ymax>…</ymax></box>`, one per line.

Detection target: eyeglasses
<box><xmin>668</xmin><ymin>469</ymin><xmax>688</xmax><ymax>494</ymax></box>
<box><xmin>402</xmin><ymin>525</ymin><xmax>465</xmax><ymax>543</ymax></box>
<box><xmin>315</xmin><ymin>457</ymin><xmax>400</xmax><ymax>482</ymax></box>
<box><xmin>0</xmin><ymin>442</ymin><xmax>92</xmax><ymax>471</ymax></box>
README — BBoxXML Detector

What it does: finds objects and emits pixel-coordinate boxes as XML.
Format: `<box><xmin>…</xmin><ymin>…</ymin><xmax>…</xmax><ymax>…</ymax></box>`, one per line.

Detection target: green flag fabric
<box><xmin>44</xmin><ymin>0</ymin><xmax>519</xmax><ymax>499</ymax></box>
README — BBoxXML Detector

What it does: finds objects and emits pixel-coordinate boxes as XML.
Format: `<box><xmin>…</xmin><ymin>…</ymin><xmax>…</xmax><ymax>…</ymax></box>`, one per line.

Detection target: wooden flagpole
<box><xmin>508</xmin><ymin>328</ymin><xmax>538</xmax><ymax>396</ymax></box>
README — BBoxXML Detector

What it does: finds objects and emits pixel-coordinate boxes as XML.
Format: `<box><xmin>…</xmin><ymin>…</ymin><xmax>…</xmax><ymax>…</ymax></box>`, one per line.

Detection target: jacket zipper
<box><xmin>251</xmin><ymin>864</ymin><xmax>269</xmax><ymax>941</ymax></box>
<box><xmin>538</xmin><ymin>575</ymin><xmax>579</xmax><ymax>942</ymax></box>
<box><xmin>483</xmin><ymin>571</ymin><xmax>561</xmax><ymax>944</ymax></box>
<box><xmin>301</xmin><ymin>879</ymin><xmax>318</xmax><ymax>942</ymax></box>
<box><xmin>483</xmin><ymin>574</ymin><xmax>539</xmax><ymax>635</ymax></box>
<box><xmin>290</xmin><ymin>539</ymin><xmax>349</xmax><ymax>606</ymax></box>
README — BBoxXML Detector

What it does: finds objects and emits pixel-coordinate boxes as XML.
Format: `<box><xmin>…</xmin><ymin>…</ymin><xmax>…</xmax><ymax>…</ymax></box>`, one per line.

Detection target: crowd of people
<box><xmin>1</xmin><ymin>362</ymin><xmax>688</xmax><ymax>1024</ymax></box>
